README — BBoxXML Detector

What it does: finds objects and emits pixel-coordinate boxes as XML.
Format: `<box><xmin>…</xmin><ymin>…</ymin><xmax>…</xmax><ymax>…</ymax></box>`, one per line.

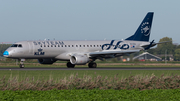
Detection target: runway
<box><xmin>0</xmin><ymin>67</ymin><xmax>180</xmax><ymax>70</ymax></box>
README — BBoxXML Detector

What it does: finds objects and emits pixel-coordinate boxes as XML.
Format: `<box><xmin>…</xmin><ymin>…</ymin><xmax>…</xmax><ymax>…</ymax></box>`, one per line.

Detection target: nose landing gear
<box><xmin>19</xmin><ymin>59</ymin><xmax>25</xmax><ymax>68</ymax></box>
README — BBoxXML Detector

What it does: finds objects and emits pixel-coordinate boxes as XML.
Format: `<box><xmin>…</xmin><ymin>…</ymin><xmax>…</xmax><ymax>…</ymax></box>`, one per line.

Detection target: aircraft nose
<box><xmin>3</xmin><ymin>51</ymin><xmax>9</xmax><ymax>57</ymax></box>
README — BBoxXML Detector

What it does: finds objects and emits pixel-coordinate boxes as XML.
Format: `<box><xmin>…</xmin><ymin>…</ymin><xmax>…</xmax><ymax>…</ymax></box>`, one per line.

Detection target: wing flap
<box><xmin>89</xmin><ymin>49</ymin><xmax>140</xmax><ymax>57</ymax></box>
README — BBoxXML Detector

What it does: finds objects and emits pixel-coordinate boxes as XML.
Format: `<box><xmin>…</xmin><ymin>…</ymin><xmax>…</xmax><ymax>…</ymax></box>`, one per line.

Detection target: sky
<box><xmin>0</xmin><ymin>0</ymin><xmax>180</xmax><ymax>44</ymax></box>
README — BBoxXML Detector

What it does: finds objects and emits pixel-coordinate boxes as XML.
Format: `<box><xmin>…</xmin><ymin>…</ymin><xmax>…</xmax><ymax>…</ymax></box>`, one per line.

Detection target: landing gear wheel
<box><xmin>67</xmin><ymin>62</ymin><xmax>75</xmax><ymax>68</ymax></box>
<box><xmin>19</xmin><ymin>64</ymin><xmax>24</xmax><ymax>68</ymax></box>
<box><xmin>88</xmin><ymin>62</ymin><xmax>97</xmax><ymax>68</ymax></box>
<box><xmin>19</xmin><ymin>59</ymin><xmax>25</xmax><ymax>68</ymax></box>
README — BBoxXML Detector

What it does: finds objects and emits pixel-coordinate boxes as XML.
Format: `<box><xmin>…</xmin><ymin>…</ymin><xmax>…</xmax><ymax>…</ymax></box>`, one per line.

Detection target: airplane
<box><xmin>3</xmin><ymin>12</ymin><xmax>162</xmax><ymax>68</ymax></box>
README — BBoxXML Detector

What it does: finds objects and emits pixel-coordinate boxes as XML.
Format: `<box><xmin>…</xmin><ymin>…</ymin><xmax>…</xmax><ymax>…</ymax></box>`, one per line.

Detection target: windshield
<box><xmin>18</xmin><ymin>44</ymin><xmax>22</xmax><ymax>47</ymax></box>
<box><xmin>10</xmin><ymin>44</ymin><xmax>18</xmax><ymax>47</ymax></box>
<box><xmin>10</xmin><ymin>44</ymin><xmax>23</xmax><ymax>48</ymax></box>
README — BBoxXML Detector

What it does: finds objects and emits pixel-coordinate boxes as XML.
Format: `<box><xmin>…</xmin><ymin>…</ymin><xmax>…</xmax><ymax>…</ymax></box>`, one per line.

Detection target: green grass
<box><xmin>1</xmin><ymin>70</ymin><xmax>180</xmax><ymax>81</ymax></box>
<box><xmin>1</xmin><ymin>89</ymin><xmax>180</xmax><ymax>101</ymax></box>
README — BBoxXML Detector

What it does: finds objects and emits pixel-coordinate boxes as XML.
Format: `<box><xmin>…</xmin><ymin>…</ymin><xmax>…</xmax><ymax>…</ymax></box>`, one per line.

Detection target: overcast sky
<box><xmin>0</xmin><ymin>0</ymin><xmax>180</xmax><ymax>44</ymax></box>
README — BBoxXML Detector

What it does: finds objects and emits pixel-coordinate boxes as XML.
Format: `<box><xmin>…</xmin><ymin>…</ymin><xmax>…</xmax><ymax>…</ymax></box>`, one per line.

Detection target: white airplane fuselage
<box><xmin>4</xmin><ymin>40</ymin><xmax>149</xmax><ymax>60</ymax></box>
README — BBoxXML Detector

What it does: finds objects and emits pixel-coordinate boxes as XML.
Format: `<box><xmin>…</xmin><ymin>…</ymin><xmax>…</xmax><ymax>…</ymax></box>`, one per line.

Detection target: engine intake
<box><xmin>70</xmin><ymin>55</ymin><xmax>89</xmax><ymax>65</ymax></box>
<box><xmin>38</xmin><ymin>59</ymin><xmax>56</xmax><ymax>64</ymax></box>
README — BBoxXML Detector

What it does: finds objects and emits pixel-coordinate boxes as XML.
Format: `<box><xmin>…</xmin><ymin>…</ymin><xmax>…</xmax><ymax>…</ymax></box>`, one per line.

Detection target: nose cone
<box><xmin>3</xmin><ymin>51</ymin><xmax>9</xmax><ymax>57</ymax></box>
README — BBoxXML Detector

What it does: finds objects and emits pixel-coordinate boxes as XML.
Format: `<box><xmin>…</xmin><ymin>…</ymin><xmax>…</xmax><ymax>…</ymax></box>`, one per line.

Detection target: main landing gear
<box><xmin>66</xmin><ymin>62</ymin><xmax>97</xmax><ymax>68</ymax></box>
<box><xmin>88</xmin><ymin>62</ymin><xmax>97</xmax><ymax>68</ymax></box>
<box><xmin>66</xmin><ymin>62</ymin><xmax>75</xmax><ymax>68</ymax></box>
<box><xmin>19</xmin><ymin>59</ymin><xmax>25</xmax><ymax>68</ymax></box>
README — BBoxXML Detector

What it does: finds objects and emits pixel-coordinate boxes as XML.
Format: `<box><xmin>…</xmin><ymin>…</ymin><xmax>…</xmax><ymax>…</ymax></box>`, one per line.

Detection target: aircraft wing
<box><xmin>88</xmin><ymin>49</ymin><xmax>140</xmax><ymax>57</ymax></box>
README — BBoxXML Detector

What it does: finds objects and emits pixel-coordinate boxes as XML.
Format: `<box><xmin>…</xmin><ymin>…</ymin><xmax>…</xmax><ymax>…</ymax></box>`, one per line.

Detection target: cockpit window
<box><xmin>18</xmin><ymin>44</ymin><xmax>22</xmax><ymax>47</ymax></box>
<box><xmin>10</xmin><ymin>44</ymin><xmax>22</xmax><ymax>48</ymax></box>
<box><xmin>11</xmin><ymin>44</ymin><xmax>18</xmax><ymax>47</ymax></box>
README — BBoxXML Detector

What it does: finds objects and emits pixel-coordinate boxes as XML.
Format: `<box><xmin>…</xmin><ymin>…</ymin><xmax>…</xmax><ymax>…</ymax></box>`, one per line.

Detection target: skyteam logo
<box><xmin>102</xmin><ymin>40</ymin><xmax>129</xmax><ymax>50</ymax></box>
<box><xmin>34</xmin><ymin>48</ymin><xmax>45</xmax><ymax>55</ymax></box>
<box><xmin>141</xmin><ymin>22</ymin><xmax>150</xmax><ymax>36</ymax></box>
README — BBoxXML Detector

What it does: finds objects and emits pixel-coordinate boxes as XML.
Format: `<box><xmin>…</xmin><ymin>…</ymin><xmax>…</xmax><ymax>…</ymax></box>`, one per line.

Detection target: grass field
<box><xmin>1</xmin><ymin>61</ymin><xmax>180</xmax><ymax>100</ymax></box>
<box><xmin>0</xmin><ymin>66</ymin><xmax>180</xmax><ymax>100</ymax></box>
<box><xmin>1</xmin><ymin>70</ymin><xmax>180</xmax><ymax>81</ymax></box>
<box><xmin>0</xmin><ymin>70</ymin><xmax>180</xmax><ymax>91</ymax></box>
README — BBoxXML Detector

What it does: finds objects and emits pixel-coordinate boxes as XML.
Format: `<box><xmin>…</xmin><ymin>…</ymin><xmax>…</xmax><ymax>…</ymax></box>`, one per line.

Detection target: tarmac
<box><xmin>0</xmin><ymin>67</ymin><xmax>180</xmax><ymax>70</ymax></box>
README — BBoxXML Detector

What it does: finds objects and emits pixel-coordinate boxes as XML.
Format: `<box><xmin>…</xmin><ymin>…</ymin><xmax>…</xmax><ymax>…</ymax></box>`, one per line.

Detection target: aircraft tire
<box><xmin>20</xmin><ymin>64</ymin><xmax>24</xmax><ymax>68</ymax></box>
<box><xmin>67</xmin><ymin>62</ymin><xmax>75</xmax><ymax>68</ymax></box>
<box><xmin>88</xmin><ymin>62</ymin><xmax>97</xmax><ymax>68</ymax></box>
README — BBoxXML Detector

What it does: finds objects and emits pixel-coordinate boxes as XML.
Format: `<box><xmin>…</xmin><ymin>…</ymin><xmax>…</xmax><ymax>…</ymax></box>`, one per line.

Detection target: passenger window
<box><xmin>44</xmin><ymin>45</ymin><xmax>46</xmax><ymax>47</ymax></box>
<box><xmin>90</xmin><ymin>45</ymin><xmax>92</xmax><ymax>47</ymax></box>
<box><xmin>61</xmin><ymin>45</ymin><xmax>63</xmax><ymax>47</ymax></box>
<box><xmin>68</xmin><ymin>45</ymin><xmax>70</xmax><ymax>47</ymax></box>
<box><xmin>83</xmin><ymin>45</ymin><xmax>85</xmax><ymax>47</ymax></box>
<box><xmin>94</xmin><ymin>45</ymin><xmax>95</xmax><ymax>47</ymax></box>
<box><xmin>72</xmin><ymin>45</ymin><xmax>74</xmax><ymax>47</ymax></box>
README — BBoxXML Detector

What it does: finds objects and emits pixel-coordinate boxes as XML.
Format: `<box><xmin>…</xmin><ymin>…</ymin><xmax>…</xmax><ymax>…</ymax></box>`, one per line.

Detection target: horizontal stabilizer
<box><xmin>141</xmin><ymin>41</ymin><xmax>172</xmax><ymax>49</ymax></box>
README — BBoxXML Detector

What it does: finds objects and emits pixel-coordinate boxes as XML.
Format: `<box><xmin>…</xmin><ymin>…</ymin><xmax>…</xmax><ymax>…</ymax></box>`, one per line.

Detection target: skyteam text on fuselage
<box><xmin>3</xmin><ymin>12</ymin><xmax>163</xmax><ymax>68</ymax></box>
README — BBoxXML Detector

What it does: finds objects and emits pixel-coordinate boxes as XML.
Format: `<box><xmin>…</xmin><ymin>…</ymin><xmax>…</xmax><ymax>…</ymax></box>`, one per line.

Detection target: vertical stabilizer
<box><xmin>125</xmin><ymin>12</ymin><xmax>154</xmax><ymax>41</ymax></box>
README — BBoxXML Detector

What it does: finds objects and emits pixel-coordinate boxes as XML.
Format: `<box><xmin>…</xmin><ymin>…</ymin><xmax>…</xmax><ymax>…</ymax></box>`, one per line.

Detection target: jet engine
<box><xmin>70</xmin><ymin>55</ymin><xmax>89</xmax><ymax>65</ymax></box>
<box><xmin>38</xmin><ymin>59</ymin><xmax>56</xmax><ymax>64</ymax></box>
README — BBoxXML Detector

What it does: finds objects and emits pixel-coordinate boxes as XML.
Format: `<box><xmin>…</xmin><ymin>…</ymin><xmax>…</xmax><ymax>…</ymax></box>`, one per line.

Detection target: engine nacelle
<box><xmin>70</xmin><ymin>55</ymin><xmax>89</xmax><ymax>65</ymax></box>
<box><xmin>38</xmin><ymin>59</ymin><xmax>56</xmax><ymax>64</ymax></box>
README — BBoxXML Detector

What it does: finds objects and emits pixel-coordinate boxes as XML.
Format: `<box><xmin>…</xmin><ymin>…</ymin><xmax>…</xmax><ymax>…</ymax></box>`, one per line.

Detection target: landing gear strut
<box><xmin>88</xmin><ymin>62</ymin><xmax>97</xmax><ymax>68</ymax></box>
<box><xmin>19</xmin><ymin>59</ymin><xmax>25</xmax><ymax>68</ymax></box>
<box><xmin>67</xmin><ymin>62</ymin><xmax>75</xmax><ymax>68</ymax></box>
